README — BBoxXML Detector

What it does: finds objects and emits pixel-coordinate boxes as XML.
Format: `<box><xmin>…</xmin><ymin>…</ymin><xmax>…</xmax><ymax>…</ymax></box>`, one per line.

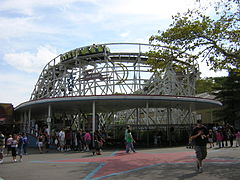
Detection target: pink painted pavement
<box><xmin>44</xmin><ymin>150</ymin><xmax>240</xmax><ymax>179</ymax></box>
<box><xmin>51</xmin><ymin>151</ymin><xmax>195</xmax><ymax>178</ymax></box>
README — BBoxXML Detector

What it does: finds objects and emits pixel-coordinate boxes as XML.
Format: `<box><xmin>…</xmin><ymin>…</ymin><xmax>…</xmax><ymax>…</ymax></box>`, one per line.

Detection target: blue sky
<box><xmin>0</xmin><ymin>0</ymin><xmax>227</xmax><ymax>106</ymax></box>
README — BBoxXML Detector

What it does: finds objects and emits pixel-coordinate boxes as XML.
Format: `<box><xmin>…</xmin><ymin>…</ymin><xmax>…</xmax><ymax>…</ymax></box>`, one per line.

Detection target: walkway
<box><xmin>1</xmin><ymin>146</ymin><xmax>240</xmax><ymax>180</ymax></box>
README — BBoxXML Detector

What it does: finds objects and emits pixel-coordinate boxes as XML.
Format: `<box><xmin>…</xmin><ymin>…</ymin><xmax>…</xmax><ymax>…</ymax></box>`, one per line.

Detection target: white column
<box><xmin>189</xmin><ymin>106</ymin><xmax>192</xmax><ymax>133</ymax></box>
<box><xmin>28</xmin><ymin>109</ymin><xmax>31</xmax><ymax>133</ymax></box>
<box><xmin>94</xmin><ymin>64</ymin><xmax>97</xmax><ymax>95</ymax></box>
<box><xmin>77</xmin><ymin>113</ymin><xmax>80</xmax><ymax>130</ymax></box>
<box><xmin>136</xmin><ymin>108</ymin><xmax>139</xmax><ymax>139</ymax></box>
<box><xmin>92</xmin><ymin>101</ymin><xmax>96</xmax><ymax>132</ymax></box>
<box><xmin>20</xmin><ymin>112</ymin><xmax>24</xmax><ymax>132</ymax></box>
<box><xmin>146</xmin><ymin>101</ymin><xmax>149</xmax><ymax>146</ymax></box>
<box><xmin>24</xmin><ymin>111</ymin><xmax>27</xmax><ymax>132</ymax></box>
<box><xmin>167</xmin><ymin>108</ymin><xmax>171</xmax><ymax>145</ymax></box>
<box><xmin>92</xmin><ymin>101</ymin><xmax>96</xmax><ymax>147</ymax></box>
<box><xmin>47</xmin><ymin>104</ymin><xmax>51</xmax><ymax>136</ymax></box>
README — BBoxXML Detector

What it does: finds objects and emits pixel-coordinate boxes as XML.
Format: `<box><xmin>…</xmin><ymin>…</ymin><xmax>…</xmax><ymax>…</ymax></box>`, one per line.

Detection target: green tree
<box><xmin>213</xmin><ymin>70</ymin><xmax>240</xmax><ymax>125</ymax></box>
<box><xmin>195</xmin><ymin>77</ymin><xmax>225</xmax><ymax>94</ymax></box>
<box><xmin>148</xmin><ymin>0</ymin><xmax>240</xmax><ymax>72</ymax></box>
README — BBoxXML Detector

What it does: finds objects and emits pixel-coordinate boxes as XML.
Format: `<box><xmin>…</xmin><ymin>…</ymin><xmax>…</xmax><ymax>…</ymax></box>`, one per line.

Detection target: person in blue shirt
<box><xmin>17</xmin><ymin>133</ymin><xmax>24</xmax><ymax>162</ymax></box>
<box><xmin>22</xmin><ymin>133</ymin><xmax>28</xmax><ymax>155</ymax></box>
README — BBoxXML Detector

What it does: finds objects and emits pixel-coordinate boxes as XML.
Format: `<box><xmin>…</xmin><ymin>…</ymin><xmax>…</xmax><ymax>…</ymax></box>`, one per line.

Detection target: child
<box><xmin>92</xmin><ymin>131</ymin><xmax>105</xmax><ymax>155</ymax></box>
<box><xmin>6</xmin><ymin>135</ymin><xmax>13</xmax><ymax>156</ymax></box>
<box><xmin>215</xmin><ymin>130</ymin><xmax>223</xmax><ymax>148</ymax></box>
<box><xmin>208</xmin><ymin>130</ymin><xmax>214</xmax><ymax>148</ymax></box>
<box><xmin>84</xmin><ymin>130</ymin><xmax>91</xmax><ymax>152</ymax></box>
<box><xmin>11</xmin><ymin>134</ymin><xmax>18</xmax><ymax>162</ymax></box>
<box><xmin>235</xmin><ymin>130</ymin><xmax>240</xmax><ymax>147</ymax></box>
<box><xmin>186</xmin><ymin>136</ymin><xmax>193</xmax><ymax>149</ymax></box>
<box><xmin>37</xmin><ymin>134</ymin><xmax>44</xmax><ymax>153</ymax></box>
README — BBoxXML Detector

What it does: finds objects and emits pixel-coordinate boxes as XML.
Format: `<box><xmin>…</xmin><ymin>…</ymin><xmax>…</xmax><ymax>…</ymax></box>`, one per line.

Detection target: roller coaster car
<box><xmin>60</xmin><ymin>45</ymin><xmax>110</xmax><ymax>62</ymax></box>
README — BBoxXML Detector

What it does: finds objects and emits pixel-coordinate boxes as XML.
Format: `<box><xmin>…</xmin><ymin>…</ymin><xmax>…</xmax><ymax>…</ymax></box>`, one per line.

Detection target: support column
<box><xmin>47</xmin><ymin>104</ymin><xmax>52</xmax><ymax>136</ymax></box>
<box><xmin>82</xmin><ymin>114</ymin><xmax>85</xmax><ymax>131</ymax></box>
<box><xmin>94</xmin><ymin>64</ymin><xmax>97</xmax><ymax>95</ymax></box>
<box><xmin>113</xmin><ymin>112</ymin><xmax>116</xmax><ymax>139</ymax></box>
<box><xmin>20</xmin><ymin>112</ymin><xmax>24</xmax><ymax>132</ymax></box>
<box><xmin>136</xmin><ymin>108</ymin><xmax>139</xmax><ymax>140</ymax></box>
<box><xmin>189</xmin><ymin>106</ymin><xmax>192</xmax><ymax>133</ymax></box>
<box><xmin>146</xmin><ymin>101</ymin><xmax>149</xmax><ymax>147</ymax></box>
<box><xmin>28</xmin><ymin>109</ymin><xmax>31</xmax><ymax>133</ymax></box>
<box><xmin>24</xmin><ymin>111</ymin><xmax>27</xmax><ymax>132</ymax></box>
<box><xmin>77</xmin><ymin>112</ymin><xmax>80</xmax><ymax>130</ymax></box>
<box><xmin>167</xmin><ymin>108</ymin><xmax>171</xmax><ymax>146</ymax></box>
<box><xmin>92</xmin><ymin>101</ymin><xmax>96</xmax><ymax>147</ymax></box>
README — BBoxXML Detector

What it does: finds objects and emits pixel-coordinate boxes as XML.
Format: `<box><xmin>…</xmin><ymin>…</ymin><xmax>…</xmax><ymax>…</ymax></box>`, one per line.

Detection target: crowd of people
<box><xmin>188</xmin><ymin>123</ymin><xmax>240</xmax><ymax>149</ymax></box>
<box><xmin>0</xmin><ymin>127</ymin><xmax>108</xmax><ymax>164</ymax></box>
<box><xmin>190</xmin><ymin>121</ymin><xmax>240</xmax><ymax>173</ymax></box>
<box><xmin>207</xmin><ymin>124</ymin><xmax>240</xmax><ymax>148</ymax></box>
<box><xmin>1</xmin><ymin>122</ymin><xmax>240</xmax><ymax>170</ymax></box>
<box><xmin>30</xmin><ymin>126</ymin><xmax>108</xmax><ymax>155</ymax></box>
<box><xmin>211</xmin><ymin>124</ymin><xmax>240</xmax><ymax>148</ymax></box>
<box><xmin>51</xmin><ymin>128</ymin><xmax>106</xmax><ymax>155</ymax></box>
<box><xmin>0</xmin><ymin>131</ymin><xmax>28</xmax><ymax>163</ymax></box>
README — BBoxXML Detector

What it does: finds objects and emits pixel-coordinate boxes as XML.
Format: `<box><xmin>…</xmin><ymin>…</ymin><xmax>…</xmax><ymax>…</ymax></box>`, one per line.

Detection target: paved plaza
<box><xmin>1</xmin><ymin>146</ymin><xmax>240</xmax><ymax>180</ymax></box>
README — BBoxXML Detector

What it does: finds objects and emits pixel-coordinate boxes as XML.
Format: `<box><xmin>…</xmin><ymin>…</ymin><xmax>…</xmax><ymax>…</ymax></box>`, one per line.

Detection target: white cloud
<box><xmin>0</xmin><ymin>72</ymin><xmax>37</xmax><ymax>106</ymax></box>
<box><xmin>98</xmin><ymin>0</ymin><xmax>196</xmax><ymax>17</ymax></box>
<box><xmin>0</xmin><ymin>17</ymin><xmax>58</xmax><ymax>40</ymax></box>
<box><xmin>0</xmin><ymin>0</ymin><xmax>97</xmax><ymax>16</ymax></box>
<box><xmin>199</xmin><ymin>61</ymin><xmax>228</xmax><ymax>78</ymax></box>
<box><xmin>0</xmin><ymin>0</ymin><xmax>195</xmax><ymax>18</ymax></box>
<box><xmin>0</xmin><ymin>0</ymin><xmax>98</xmax><ymax>40</ymax></box>
<box><xmin>0</xmin><ymin>0</ymin><xmax>202</xmax><ymax>42</ymax></box>
<box><xmin>3</xmin><ymin>45</ymin><xmax>58</xmax><ymax>73</ymax></box>
<box><xmin>120</xmin><ymin>32</ymin><xmax>130</xmax><ymax>38</ymax></box>
<box><xmin>0</xmin><ymin>0</ymin><xmax>227</xmax><ymax>108</ymax></box>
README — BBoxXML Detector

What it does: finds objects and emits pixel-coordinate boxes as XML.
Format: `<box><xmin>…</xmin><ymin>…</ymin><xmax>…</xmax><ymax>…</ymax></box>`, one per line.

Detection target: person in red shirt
<box><xmin>84</xmin><ymin>130</ymin><xmax>91</xmax><ymax>152</ymax></box>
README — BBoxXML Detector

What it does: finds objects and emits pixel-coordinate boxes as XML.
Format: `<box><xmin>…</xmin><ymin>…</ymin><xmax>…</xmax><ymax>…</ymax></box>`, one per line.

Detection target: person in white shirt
<box><xmin>11</xmin><ymin>134</ymin><xmax>18</xmax><ymax>162</ymax></box>
<box><xmin>58</xmin><ymin>129</ymin><xmax>65</xmax><ymax>152</ymax></box>
<box><xmin>0</xmin><ymin>131</ymin><xmax>5</xmax><ymax>163</ymax></box>
<box><xmin>6</xmin><ymin>135</ymin><xmax>13</xmax><ymax>156</ymax></box>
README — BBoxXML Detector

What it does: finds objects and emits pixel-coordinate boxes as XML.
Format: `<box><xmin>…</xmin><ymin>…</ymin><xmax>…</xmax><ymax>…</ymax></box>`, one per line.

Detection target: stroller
<box><xmin>186</xmin><ymin>136</ymin><xmax>194</xmax><ymax>149</ymax></box>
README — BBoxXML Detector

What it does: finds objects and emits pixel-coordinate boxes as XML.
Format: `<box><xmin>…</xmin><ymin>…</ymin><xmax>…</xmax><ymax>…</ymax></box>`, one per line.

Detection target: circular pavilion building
<box><xmin>14</xmin><ymin>43</ymin><xmax>222</xmax><ymax>146</ymax></box>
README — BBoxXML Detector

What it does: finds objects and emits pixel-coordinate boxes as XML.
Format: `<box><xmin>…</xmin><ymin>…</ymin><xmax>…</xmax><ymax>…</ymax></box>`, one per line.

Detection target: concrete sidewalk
<box><xmin>0</xmin><ymin>146</ymin><xmax>240</xmax><ymax>180</ymax></box>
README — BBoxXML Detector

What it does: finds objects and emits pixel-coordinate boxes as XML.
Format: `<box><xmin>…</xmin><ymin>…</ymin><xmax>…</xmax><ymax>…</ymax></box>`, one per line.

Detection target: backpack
<box><xmin>18</xmin><ymin>137</ymin><xmax>23</xmax><ymax>145</ymax></box>
<box><xmin>23</xmin><ymin>137</ymin><xmax>28</xmax><ymax>144</ymax></box>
